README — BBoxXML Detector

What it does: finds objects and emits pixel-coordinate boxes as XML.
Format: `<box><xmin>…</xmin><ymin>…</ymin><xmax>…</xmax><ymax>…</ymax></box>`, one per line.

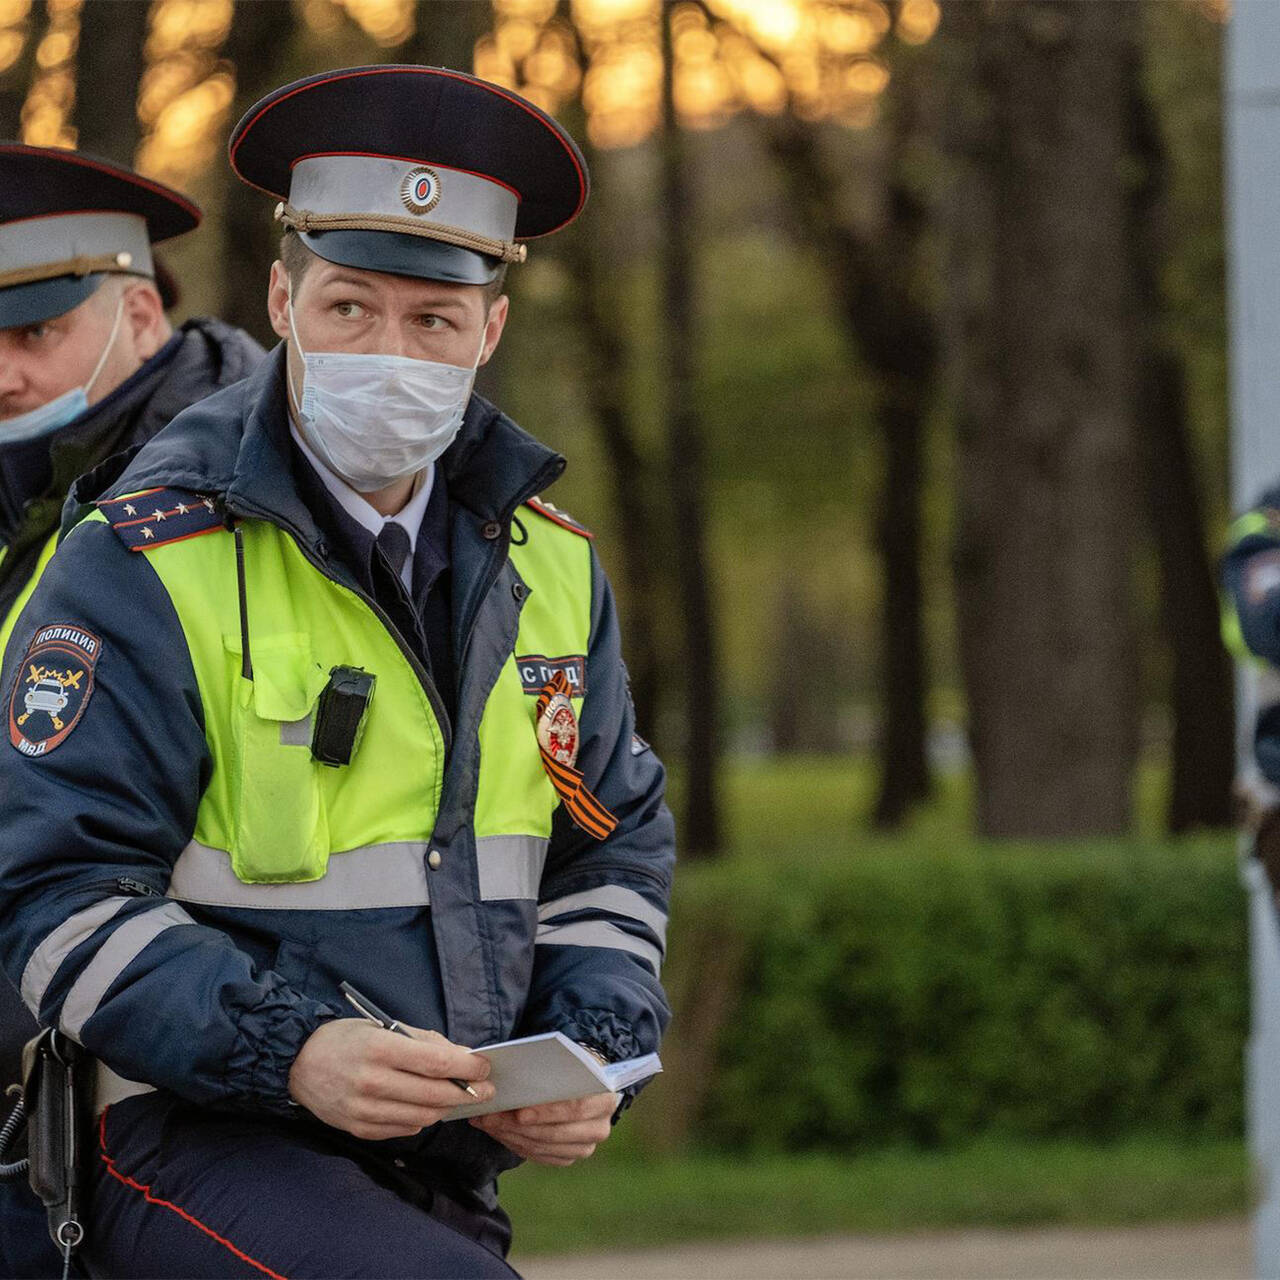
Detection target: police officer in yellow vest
<box><xmin>0</xmin><ymin>68</ymin><xmax>673</xmax><ymax>1278</ymax></box>
<box><xmin>0</xmin><ymin>143</ymin><xmax>263</xmax><ymax>1279</ymax></box>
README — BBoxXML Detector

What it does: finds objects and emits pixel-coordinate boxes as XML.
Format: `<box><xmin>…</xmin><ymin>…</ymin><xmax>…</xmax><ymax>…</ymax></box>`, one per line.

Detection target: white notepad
<box><xmin>443</xmin><ymin>1031</ymin><xmax>662</xmax><ymax>1121</ymax></box>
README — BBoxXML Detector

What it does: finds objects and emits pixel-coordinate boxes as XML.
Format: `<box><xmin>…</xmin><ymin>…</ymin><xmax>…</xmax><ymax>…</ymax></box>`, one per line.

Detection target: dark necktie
<box><xmin>375</xmin><ymin>521</ymin><xmax>412</xmax><ymax>584</ymax></box>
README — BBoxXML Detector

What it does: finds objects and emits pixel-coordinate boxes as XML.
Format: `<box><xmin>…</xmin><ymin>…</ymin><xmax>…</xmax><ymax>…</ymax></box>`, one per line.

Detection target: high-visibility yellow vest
<box><xmin>0</xmin><ymin>533</ymin><xmax>58</xmax><ymax>663</ymax></box>
<box><xmin>80</xmin><ymin>504</ymin><xmax>592</xmax><ymax>886</ymax></box>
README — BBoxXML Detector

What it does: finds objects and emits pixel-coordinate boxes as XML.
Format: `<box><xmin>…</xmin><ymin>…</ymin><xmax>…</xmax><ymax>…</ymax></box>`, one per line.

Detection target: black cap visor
<box><xmin>0</xmin><ymin>272</ymin><xmax>104</xmax><ymax>330</ymax></box>
<box><xmin>299</xmin><ymin>228</ymin><xmax>501</xmax><ymax>286</ymax></box>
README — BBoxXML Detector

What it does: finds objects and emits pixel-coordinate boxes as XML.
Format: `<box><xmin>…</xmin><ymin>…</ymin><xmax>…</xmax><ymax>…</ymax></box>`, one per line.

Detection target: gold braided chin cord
<box><xmin>0</xmin><ymin>252</ymin><xmax>136</xmax><ymax>290</ymax></box>
<box><xmin>275</xmin><ymin>202</ymin><xmax>528</xmax><ymax>265</ymax></box>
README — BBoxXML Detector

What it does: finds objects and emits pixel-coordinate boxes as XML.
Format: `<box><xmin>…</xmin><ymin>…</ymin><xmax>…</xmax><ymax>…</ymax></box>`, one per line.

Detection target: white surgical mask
<box><xmin>287</xmin><ymin>295</ymin><xmax>483</xmax><ymax>493</ymax></box>
<box><xmin>0</xmin><ymin>295</ymin><xmax>124</xmax><ymax>445</ymax></box>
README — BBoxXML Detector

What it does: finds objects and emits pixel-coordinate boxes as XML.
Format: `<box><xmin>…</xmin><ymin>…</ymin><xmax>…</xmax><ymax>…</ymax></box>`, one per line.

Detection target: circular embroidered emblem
<box><xmin>399</xmin><ymin>166</ymin><xmax>441</xmax><ymax>216</ymax></box>
<box><xmin>8</xmin><ymin>623</ymin><xmax>102</xmax><ymax>758</ymax></box>
<box><xmin>537</xmin><ymin>691</ymin><xmax>579</xmax><ymax>767</ymax></box>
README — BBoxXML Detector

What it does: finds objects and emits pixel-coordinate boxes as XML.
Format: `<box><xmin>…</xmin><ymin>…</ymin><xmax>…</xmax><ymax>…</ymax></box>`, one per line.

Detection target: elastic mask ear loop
<box><xmin>285</xmin><ymin>291</ymin><xmax>307</xmax><ymax>419</ymax></box>
<box><xmin>82</xmin><ymin>295</ymin><xmax>125</xmax><ymax>401</ymax></box>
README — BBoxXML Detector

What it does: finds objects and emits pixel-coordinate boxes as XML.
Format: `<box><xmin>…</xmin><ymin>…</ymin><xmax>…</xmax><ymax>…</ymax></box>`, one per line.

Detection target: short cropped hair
<box><xmin>279</xmin><ymin>229</ymin><xmax>508</xmax><ymax>306</ymax></box>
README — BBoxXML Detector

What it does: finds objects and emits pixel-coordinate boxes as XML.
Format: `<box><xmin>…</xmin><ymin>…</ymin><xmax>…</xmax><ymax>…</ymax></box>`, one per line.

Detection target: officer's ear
<box><xmin>121</xmin><ymin>280</ymin><xmax>169</xmax><ymax>362</ymax></box>
<box><xmin>479</xmin><ymin>293</ymin><xmax>508</xmax><ymax>367</ymax></box>
<box><xmin>267</xmin><ymin>261</ymin><xmax>293</xmax><ymax>342</ymax></box>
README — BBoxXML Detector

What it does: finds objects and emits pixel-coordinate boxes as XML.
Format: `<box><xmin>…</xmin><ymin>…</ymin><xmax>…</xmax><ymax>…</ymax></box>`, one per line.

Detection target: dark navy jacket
<box><xmin>0</xmin><ymin>346</ymin><xmax>674</xmax><ymax>1196</ymax></box>
<box><xmin>0</xmin><ymin>317</ymin><xmax>263</xmax><ymax>1100</ymax></box>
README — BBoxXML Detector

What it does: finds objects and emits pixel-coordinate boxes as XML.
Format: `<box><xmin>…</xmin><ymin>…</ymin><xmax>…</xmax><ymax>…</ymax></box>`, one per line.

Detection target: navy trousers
<box><xmin>0</xmin><ymin>1177</ymin><xmax>68</xmax><ymax>1278</ymax></box>
<box><xmin>0</xmin><ymin>979</ymin><xmax>65</xmax><ymax>1280</ymax></box>
<box><xmin>85</xmin><ymin>1096</ymin><xmax>520</xmax><ymax>1279</ymax></box>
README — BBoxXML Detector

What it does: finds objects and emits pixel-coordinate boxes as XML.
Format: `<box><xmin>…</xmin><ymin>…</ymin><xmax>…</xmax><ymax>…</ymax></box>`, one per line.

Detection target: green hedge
<box><xmin>643</xmin><ymin>838</ymin><xmax>1247</xmax><ymax>1153</ymax></box>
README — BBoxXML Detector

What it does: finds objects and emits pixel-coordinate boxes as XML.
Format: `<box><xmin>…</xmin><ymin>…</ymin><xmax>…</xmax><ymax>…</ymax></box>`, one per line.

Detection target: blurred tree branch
<box><xmin>541</xmin><ymin>3</ymin><xmax>670</xmax><ymax>763</ymax></box>
<box><xmin>219</xmin><ymin>0</ymin><xmax>301</xmax><ymax>345</ymax></box>
<box><xmin>0</xmin><ymin>0</ymin><xmax>42</xmax><ymax>139</ymax></box>
<box><xmin>400</xmin><ymin>1</ymin><xmax>480</xmax><ymax>69</ymax></box>
<box><xmin>661</xmin><ymin>2</ymin><xmax>722</xmax><ymax>857</ymax></box>
<box><xmin>556</xmin><ymin>180</ymin><xmax>667</xmax><ymax>742</ymax></box>
<box><xmin>716</xmin><ymin>0</ymin><xmax>936</xmax><ymax>827</ymax></box>
<box><xmin>73</xmin><ymin>0</ymin><xmax>149</xmax><ymax>163</ymax></box>
<box><xmin>1127</xmin><ymin>17</ymin><xmax>1234</xmax><ymax>831</ymax></box>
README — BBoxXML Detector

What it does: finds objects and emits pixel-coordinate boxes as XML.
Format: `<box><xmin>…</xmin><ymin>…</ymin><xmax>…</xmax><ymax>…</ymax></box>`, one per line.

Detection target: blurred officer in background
<box><xmin>0</xmin><ymin>68</ymin><xmax>672</xmax><ymax>1278</ymax></box>
<box><xmin>0</xmin><ymin>143</ymin><xmax>264</xmax><ymax>1277</ymax></box>
<box><xmin>1222</xmin><ymin>496</ymin><xmax>1280</xmax><ymax>869</ymax></box>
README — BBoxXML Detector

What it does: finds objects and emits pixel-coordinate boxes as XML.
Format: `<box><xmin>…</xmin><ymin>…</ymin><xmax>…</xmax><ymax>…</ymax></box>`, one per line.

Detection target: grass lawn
<box><xmin>696</xmin><ymin>753</ymin><xmax>1233</xmax><ymax>865</ymax></box>
<box><xmin>502</xmin><ymin>1136</ymin><xmax>1250</xmax><ymax>1256</ymax></box>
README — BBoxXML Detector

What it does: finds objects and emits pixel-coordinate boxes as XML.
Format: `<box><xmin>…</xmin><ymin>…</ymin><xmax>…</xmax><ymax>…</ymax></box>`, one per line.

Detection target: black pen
<box><xmin>339</xmin><ymin>981</ymin><xmax>480</xmax><ymax>1099</ymax></box>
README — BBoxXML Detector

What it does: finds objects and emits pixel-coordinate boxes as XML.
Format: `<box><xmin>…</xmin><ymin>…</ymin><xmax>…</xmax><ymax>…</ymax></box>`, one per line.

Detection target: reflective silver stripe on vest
<box><xmin>279</xmin><ymin>714</ymin><xmax>312</xmax><ymax>747</ymax></box>
<box><xmin>535</xmin><ymin>919</ymin><xmax>663</xmax><ymax>974</ymax></box>
<box><xmin>168</xmin><ymin>835</ymin><xmax>548</xmax><ymax>910</ymax></box>
<box><xmin>477</xmin><ymin>835</ymin><xmax>549</xmax><ymax>900</ymax></box>
<box><xmin>538</xmin><ymin>886</ymin><xmax>668</xmax><ymax>949</ymax></box>
<box><xmin>20</xmin><ymin>896</ymin><xmax>131</xmax><ymax>1015</ymax></box>
<box><xmin>170</xmin><ymin>840</ymin><xmax>433</xmax><ymax>909</ymax></box>
<box><xmin>61</xmin><ymin>901</ymin><xmax>196</xmax><ymax>1041</ymax></box>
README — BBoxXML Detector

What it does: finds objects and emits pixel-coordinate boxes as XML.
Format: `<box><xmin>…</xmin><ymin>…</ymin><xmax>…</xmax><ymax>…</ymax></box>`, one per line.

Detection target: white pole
<box><xmin>1227</xmin><ymin>5</ymin><xmax>1280</xmax><ymax>1274</ymax></box>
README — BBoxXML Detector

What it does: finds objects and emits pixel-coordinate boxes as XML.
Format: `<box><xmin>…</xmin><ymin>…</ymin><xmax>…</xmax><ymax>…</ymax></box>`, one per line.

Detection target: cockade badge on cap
<box><xmin>400</xmin><ymin>167</ymin><xmax>442</xmax><ymax>216</ymax></box>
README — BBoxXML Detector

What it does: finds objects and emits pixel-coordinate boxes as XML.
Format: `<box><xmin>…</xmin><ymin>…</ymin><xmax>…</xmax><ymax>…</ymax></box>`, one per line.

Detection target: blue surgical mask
<box><xmin>0</xmin><ymin>296</ymin><xmax>125</xmax><ymax>445</ymax></box>
<box><xmin>0</xmin><ymin>386</ymin><xmax>89</xmax><ymax>444</ymax></box>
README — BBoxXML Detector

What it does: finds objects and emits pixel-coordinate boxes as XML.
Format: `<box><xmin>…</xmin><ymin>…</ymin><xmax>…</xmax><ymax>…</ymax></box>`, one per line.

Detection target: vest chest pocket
<box><xmin>224</xmin><ymin>633</ymin><xmax>332</xmax><ymax>883</ymax></box>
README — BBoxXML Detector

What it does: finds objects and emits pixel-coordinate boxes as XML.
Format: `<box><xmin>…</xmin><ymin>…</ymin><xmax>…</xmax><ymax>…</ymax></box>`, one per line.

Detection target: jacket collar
<box><xmin>100</xmin><ymin>343</ymin><xmax>567</xmax><ymax>547</ymax></box>
<box><xmin>1</xmin><ymin>333</ymin><xmax>183</xmax><ymax>539</ymax></box>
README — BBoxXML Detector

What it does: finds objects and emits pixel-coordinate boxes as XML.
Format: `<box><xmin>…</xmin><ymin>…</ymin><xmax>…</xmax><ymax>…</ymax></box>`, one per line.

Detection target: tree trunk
<box><xmin>559</xmin><ymin>210</ymin><xmax>666</xmax><ymax>738</ymax></box>
<box><xmin>400</xmin><ymin>1</ymin><xmax>481</xmax><ymax>69</ymax></box>
<box><xmin>661</xmin><ymin>7</ymin><xmax>720</xmax><ymax>857</ymax></box>
<box><xmin>939</xmin><ymin>0</ymin><xmax>1142</xmax><ymax>838</ymax></box>
<box><xmin>0</xmin><ymin>1</ymin><xmax>43</xmax><ymax>138</ymax></box>
<box><xmin>1127</xmin><ymin>48</ymin><xmax>1235</xmax><ymax>831</ymax></box>
<box><xmin>73</xmin><ymin>0</ymin><xmax>149</xmax><ymax>162</ymax></box>
<box><xmin>874</xmin><ymin>374</ymin><xmax>929</xmax><ymax>825</ymax></box>
<box><xmin>220</xmin><ymin>1</ymin><xmax>300</xmax><ymax>346</ymax></box>
<box><xmin>759</xmin><ymin>102</ymin><xmax>934</xmax><ymax>827</ymax></box>
<box><xmin>1140</xmin><ymin>348</ymin><xmax>1235</xmax><ymax>829</ymax></box>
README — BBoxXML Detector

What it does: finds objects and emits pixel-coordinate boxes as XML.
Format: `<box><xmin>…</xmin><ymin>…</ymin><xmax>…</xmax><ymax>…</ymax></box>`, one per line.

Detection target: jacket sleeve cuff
<box><xmin>226</xmin><ymin>992</ymin><xmax>344</xmax><ymax>1117</ymax></box>
<box><xmin>557</xmin><ymin>1008</ymin><xmax>638</xmax><ymax>1063</ymax></box>
<box><xmin>558</xmin><ymin>1010</ymin><xmax>654</xmax><ymax>1118</ymax></box>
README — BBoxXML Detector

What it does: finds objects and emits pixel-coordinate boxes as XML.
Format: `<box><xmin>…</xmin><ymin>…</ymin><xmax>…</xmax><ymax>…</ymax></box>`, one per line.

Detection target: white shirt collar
<box><xmin>289</xmin><ymin>423</ymin><xmax>434</xmax><ymax>590</ymax></box>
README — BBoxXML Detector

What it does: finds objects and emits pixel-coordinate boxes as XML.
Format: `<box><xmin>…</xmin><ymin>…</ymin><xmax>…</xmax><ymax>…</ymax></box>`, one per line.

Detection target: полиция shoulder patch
<box><xmin>8</xmin><ymin>622</ymin><xmax>102</xmax><ymax>757</ymax></box>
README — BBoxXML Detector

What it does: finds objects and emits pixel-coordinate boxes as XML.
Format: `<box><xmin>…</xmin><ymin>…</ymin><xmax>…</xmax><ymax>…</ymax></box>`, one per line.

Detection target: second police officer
<box><xmin>0</xmin><ymin>67</ymin><xmax>673</xmax><ymax>1277</ymax></box>
<box><xmin>0</xmin><ymin>142</ymin><xmax>264</xmax><ymax>1278</ymax></box>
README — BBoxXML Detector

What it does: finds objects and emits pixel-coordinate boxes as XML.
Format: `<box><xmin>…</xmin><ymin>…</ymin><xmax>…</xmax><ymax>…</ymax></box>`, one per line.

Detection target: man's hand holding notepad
<box><xmin>443</xmin><ymin>1031</ymin><xmax>662</xmax><ymax>1121</ymax></box>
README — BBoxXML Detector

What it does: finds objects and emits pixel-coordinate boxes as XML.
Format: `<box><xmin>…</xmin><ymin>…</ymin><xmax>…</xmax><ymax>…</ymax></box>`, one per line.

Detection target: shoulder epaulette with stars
<box><xmin>97</xmin><ymin>488</ymin><xmax>225</xmax><ymax>552</ymax></box>
<box><xmin>524</xmin><ymin>496</ymin><xmax>593</xmax><ymax>540</ymax></box>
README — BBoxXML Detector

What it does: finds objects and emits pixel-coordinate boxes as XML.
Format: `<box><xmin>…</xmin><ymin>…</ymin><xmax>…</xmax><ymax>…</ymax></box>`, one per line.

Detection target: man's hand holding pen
<box><xmin>288</xmin><ymin>1018</ymin><xmax>496</xmax><ymax>1140</ymax></box>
